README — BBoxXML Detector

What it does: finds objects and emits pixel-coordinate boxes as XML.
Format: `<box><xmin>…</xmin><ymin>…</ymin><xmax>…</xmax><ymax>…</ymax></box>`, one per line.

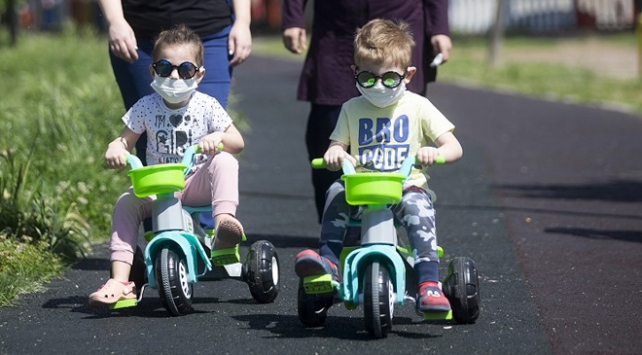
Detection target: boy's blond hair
<box><xmin>152</xmin><ymin>24</ymin><xmax>204</xmax><ymax>66</ymax></box>
<box><xmin>354</xmin><ymin>19</ymin><xmax>415</xmax><ymax>69</ymax></box>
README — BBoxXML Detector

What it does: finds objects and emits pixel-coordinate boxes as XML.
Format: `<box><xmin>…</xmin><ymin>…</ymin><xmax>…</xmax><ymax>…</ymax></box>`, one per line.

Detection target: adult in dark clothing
<box><xmin>98</xmin><ymin>0</ymin><xmax>251</xmax><ymax>229</ymax></box>
<box><xmin>281</xmin><ymin>0</ymin><xmax>452</xmax><ymax>222</ymax></box>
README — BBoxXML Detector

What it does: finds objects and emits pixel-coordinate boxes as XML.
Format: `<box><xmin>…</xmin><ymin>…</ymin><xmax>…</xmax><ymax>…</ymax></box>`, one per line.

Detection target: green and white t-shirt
<box><xmin>330</xmin><ymin>91</ymin><xmax>455</xmax><ymax>199</ymax></box>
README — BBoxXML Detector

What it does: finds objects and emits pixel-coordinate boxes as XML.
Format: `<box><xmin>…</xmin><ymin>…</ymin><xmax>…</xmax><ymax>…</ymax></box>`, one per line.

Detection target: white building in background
<box><xmin>449</xmin><ymin>0</ymin><xmax>637</xmax><ymax>34</ymax></box>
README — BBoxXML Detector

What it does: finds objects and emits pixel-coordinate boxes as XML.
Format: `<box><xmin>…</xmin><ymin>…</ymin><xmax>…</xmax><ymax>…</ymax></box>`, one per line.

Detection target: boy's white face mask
<box><xmin>356</xmin><ymin>81</ymin><xmax>406</xmax><ymax>108</ymax></box>
<box><xmin>150</xmin><ymin>74</ymin><xmax>198</xmax><ymax>104</ymax></box>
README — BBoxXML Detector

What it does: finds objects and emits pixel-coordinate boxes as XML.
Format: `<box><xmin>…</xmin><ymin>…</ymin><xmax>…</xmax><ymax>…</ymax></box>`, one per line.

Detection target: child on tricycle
<box><xmin>295</xmin><ymin>18</ymin><xmax>464</xmax><ymax>318</ymax></box>
<box><xmin>89</xmin><ymin>24</ymin><xmax>246</xmax><ymax>307</ymax></box>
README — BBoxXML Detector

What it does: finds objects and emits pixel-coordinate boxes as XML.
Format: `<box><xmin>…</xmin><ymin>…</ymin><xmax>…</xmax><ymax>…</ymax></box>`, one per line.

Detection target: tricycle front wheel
<box><xmin>364</xmin><ymin>261</ymin><xmax>394</xmax><ymax>338</ymax></box>
<box><xmin>155</xmin><ymin>247</ymin><xmax>193</xmax><ymax>316</ymax></box>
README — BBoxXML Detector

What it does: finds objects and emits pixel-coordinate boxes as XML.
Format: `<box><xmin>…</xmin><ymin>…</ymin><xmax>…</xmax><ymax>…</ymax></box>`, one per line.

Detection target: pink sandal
<box><xmin>88</xmin><ymin>279</ymin><xmax>137</xmax><ymax>307</ymax></box>
<box><xmin>213</xmin><ymin>218</ymin><xmax>244</xmax><ymax>250</ymax></box>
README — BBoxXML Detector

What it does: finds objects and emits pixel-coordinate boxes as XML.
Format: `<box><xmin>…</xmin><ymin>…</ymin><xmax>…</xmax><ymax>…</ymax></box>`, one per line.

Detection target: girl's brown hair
<box><xmin>152</xmin><ymin>24</ymin><xmax>204</xmax><ymax>65</ymax></box>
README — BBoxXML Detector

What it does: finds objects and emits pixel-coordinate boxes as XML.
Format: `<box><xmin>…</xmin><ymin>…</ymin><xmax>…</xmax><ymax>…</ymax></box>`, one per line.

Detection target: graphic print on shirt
<box><xmin>154</xmin><ymin>113</ymin><xmax>194</xmax><ymax>163</ymax></box>
<box><xmin>358</xmin><ymin>114</ymin><xmax>410</xmax><ymax>172</ymax></box>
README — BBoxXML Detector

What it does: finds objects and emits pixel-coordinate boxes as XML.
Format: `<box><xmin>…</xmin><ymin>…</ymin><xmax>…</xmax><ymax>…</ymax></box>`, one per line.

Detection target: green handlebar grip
<box><xmin>194</xmin><ymin>143</ymin><xmax>223</xmax><ymax>153</ymax></box>
<box><xmin>311</xmin><ymin>158</ymin><xmax>326</xmax><ymax>169</ymax></box>
<box><xmin>435</xmin><ymin>155</ymin><xmax>446</xmax><ymax>165</ymax></box>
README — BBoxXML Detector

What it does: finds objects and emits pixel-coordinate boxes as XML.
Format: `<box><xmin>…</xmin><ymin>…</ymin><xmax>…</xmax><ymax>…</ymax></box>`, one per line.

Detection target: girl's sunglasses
<box><xmin>152</xmin><ymin>59</ymin><xmax>200</xmax><ymax>79</ymax></box>
<box><xmin>355</xmin><ymin>70</ymin><xmax>405</xmax><ymax>89</ymax></box>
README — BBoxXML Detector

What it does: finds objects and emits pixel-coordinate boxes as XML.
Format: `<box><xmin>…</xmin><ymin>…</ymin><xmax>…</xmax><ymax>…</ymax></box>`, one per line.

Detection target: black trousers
<box><xmin>305</xmin><ymin>104</ymin><xmax>344</xmax><ymax>223</ymax></box>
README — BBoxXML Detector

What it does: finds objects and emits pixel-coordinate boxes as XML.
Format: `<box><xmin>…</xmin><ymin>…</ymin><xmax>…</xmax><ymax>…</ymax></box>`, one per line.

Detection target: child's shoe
<box><xmin>212</xmin><ymin>216</ymin><xmax>243</xmax><ymax>250</ymax></box>
<box><xmin>294</xmin><ymin>249</ymin><xmax>341</xmax><ymax>282</ymax></box>
<box><xmin>417</xmin><ymin>281</ymin><xmax>451</xmax><ymax>313</ymax></box>
<box><xmin>88</xmin><ymin>279</ymin><xmax>137</xmax><ymax>307</ymax></box>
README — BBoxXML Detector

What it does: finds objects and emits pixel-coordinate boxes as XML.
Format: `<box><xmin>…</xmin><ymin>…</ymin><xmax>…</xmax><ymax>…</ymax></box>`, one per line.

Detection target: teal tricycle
<box><xmin>298</xmin><ymin>156</ymin><xmax>480</xmax><ymax>338</ymax></box>
<box><xmin>111</xmin><ymin>145</ymin><xmax>280</xmax><ymax>316</ymax></box>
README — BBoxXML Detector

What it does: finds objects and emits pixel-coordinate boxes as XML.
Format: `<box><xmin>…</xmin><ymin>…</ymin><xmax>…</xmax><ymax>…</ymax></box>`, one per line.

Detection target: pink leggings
<box><xmin>110</xmin><ymin>152</ymin><xmax>239</xmax><ymax>265</ymax></box>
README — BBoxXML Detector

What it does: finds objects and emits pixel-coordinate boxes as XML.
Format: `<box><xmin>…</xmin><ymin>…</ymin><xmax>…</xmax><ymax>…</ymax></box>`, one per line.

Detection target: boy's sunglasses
<box><xmin>152</xmin><ymin>59</ymin><xmax>200</xmax><ymax>79</ymax></box>
<box><xmin>355</xmin><ymin>70</ymin><xmax>405</xmax><ymax>89</ymax></box>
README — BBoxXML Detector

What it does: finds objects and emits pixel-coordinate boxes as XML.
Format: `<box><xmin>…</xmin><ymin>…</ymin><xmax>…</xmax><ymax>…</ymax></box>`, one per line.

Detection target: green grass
<box><xmin>0</xmin><ymin>27</ymin><xmax>128</xmax><ymax>306</ymax></box>
<box><xmin>253</xmin><ymin>33</ymin><xmax>642</xmax><ymax>115</ymax></box>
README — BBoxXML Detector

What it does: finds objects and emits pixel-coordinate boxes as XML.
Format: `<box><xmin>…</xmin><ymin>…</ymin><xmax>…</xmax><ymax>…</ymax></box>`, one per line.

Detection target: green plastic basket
<box><xmin>128</xmin><ymin>164</ymin><xmax>187</xmax><ymax>197</ymax></box>
<box><xmin>342</xmin><ymin>173</ymin><xmax>405</xmax><ymax>205</ymax></box>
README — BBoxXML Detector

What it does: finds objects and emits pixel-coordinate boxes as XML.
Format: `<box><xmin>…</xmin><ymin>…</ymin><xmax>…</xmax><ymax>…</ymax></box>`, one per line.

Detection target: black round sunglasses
<box><xmin>354</xmin><ymin>70</ymin><xmax>405</xmax><ymax>89</ymax></box>
<box><xmin>152</xmin><ymin>59</ymin><xmax>201</xmax><ymax>79</ymax></box>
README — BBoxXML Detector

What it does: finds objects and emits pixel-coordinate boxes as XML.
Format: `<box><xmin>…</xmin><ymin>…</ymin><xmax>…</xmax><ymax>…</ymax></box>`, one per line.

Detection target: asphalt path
<box><xmin>1</xmin><ymin>56</ymin><xmax>640</xmax><ymax>355</ymax></box>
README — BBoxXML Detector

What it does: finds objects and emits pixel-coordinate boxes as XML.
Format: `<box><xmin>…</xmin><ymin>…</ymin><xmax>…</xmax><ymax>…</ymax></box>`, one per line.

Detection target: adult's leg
<box><xmin>109</xmin><ymin>39</ymin><xmax>155</xmax><ymax>166</ymax></box>
<box><xmin>198</xmin><ymin>27</ymin><xmax>233</xmax><ymax>229</ymax></box>
<box><xmin>306</xmin><ymin>104</ymin><xmax>343</xmax><ymax>223</ymax></box>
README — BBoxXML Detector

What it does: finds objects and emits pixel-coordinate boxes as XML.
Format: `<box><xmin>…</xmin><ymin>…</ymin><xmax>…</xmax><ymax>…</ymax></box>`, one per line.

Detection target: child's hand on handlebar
<box><xmin>199</xmin><ymin>133</ymin><xmax>224</xmax><ymax>155</ymax></box>
<box><xmin>105</xmin><ymin>142</ymin><xmax>129</xmax><ymax>169</ymax></box>
<box><xmin>324</xmin><ymin>145</ymin><xmax>357</xmax><ymax>171</ymax></box>
<box><xmin>416</xmin><ymin>147</ymin><xmax>442</xmax><ymax>166</ymax></box>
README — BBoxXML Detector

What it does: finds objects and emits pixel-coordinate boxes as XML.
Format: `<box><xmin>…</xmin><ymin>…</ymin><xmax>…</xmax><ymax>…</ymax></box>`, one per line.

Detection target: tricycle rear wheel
<box><xmin>443</xmin><ymin>256</ymin><xmax>480</xmax><ymax>324</ymax></box>
<box><xmin>297</xmin><ymin>279</ymin><xmax>333</xmax><ymax>327</ymax></box>
<box><xmin>244</xmin><ymin>240</ymin><xmax>280</xmax><ymax>303</ymax></box>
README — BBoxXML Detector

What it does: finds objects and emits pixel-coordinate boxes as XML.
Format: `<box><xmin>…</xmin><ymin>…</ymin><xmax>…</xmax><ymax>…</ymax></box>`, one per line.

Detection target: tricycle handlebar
<box><xmin>311</xmin><ymin>155</ymin><xmax>445</xmax><ymax>176</ymax></box>
<box><xmin>126</xmin><ymin>143</ymin><xmax>223</xmax><ymax>174</ymax></box>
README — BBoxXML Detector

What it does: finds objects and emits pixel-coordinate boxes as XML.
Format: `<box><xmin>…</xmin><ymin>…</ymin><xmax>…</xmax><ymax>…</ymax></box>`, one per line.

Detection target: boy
<box><xmin>294</xmin><ymin>19</ymin><xmax>463</xmax><ymax>312</ymax></box>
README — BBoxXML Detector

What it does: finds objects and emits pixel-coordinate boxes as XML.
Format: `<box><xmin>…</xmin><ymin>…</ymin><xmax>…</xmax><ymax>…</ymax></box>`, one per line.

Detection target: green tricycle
<box><xmin>111</xmin><ymin>145</ymin><xmax>280</xmax><ymax>316</ymax></box>
<box><xmin>298</xmin><ymin>155</ymin><xmax>480</xmax><ymax>338</ymax></box>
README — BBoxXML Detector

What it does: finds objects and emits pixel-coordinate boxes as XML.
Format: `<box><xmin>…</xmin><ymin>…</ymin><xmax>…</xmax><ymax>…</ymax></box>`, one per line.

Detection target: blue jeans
<box><xmin>110</xmin><ymin>26</ymin><xmax>233</xmax><ymax>230</ymax></box>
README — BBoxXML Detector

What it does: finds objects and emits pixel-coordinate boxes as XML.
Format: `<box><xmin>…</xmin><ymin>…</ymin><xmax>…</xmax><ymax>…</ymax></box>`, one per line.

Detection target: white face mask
<box><xmin>150</xmin><ymin>74</ymin><xmax>198</xmax><ymax>104</ymax></box>
<box><xmin>356</xmin><ymin>81</ymin><xmax>406</xmax><ymax>108</ymax></box>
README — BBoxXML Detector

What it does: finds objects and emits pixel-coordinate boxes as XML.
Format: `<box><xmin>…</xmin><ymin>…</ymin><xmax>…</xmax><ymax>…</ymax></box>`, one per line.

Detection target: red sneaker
<box><xmin>294</xmin><ymin>249</ymin><xmax>341</xmax><ymax>282</ymax></box>
<box><xmin>418</xmin><ymin>281</ymin><xmax>451</xmax><ymax>313</ymax></box>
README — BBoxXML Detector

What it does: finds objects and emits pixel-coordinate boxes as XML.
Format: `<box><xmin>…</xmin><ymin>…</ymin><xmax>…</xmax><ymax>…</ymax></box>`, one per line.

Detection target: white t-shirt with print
<box><xmin>123</xmin><ymin>91</ymin><xmax>232</xmax><ymax>171</ymax></box>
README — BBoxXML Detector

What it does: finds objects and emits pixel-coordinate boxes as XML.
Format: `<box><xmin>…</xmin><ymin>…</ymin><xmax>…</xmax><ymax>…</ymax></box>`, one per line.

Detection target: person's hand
<box><xmin>430</xmin><ymin>34</ymin><xmax>452</xmax><ymax>63</ymax></box>
<box><xmin>105</xmin><ymin>142</ymin><xmax>129</xmax><ymax>169</ymax></box>
<box><xmin>282</xmin><ymin>27</ymin><xmax>307</xmax><ymax>54</ymax></box>
<box><xmin>228</xmin><ymin>22</ymin><xmax>252</xmax><ymax>67</ymax></box>
<box><xmin>107</xmin><ymin>18</ymin><xmax>138</xmax><ymax>63</ymax></box>
<box><xmin>324</xmin><ymin>146</ymin><xmax>356</xmax><ymax>171</ymax></box>
<box><xmin>416</xmin><ymin>146</ymin><xmax>442</xmax><ymax>166</ymax></box>
<box><xmin>199</xmin><ymin>133</ymin><xmax>224</xmax><ymax>155</ymax></box>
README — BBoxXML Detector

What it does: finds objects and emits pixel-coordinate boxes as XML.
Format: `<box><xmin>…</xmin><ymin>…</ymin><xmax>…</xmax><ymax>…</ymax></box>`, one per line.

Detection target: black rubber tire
<box><xmin>363</xmin><ymin>261</ymin><xmax>393</xmax><ymax>338</ymax></box>
<box><xmin>244</xmin><ymin>240</ymin><xmax>280</xmax><ymax>303</ymax></box>
<box><xmin>129</xmin><ymin>246</ymin><xmax>146</xmax><ymax>291</ymax></box>
<box><xmin>297</xmin><ymin>279</ymin><xmax>332</xmax><ymax>328</ymax></box>
<box><xmin>444</xmin><ymin>256</ymin><xmax>480</xmax><ymax>324</ymax></box>
<box><xmin>154</xmin><ymin>247</ymin><xmax>193</xmax><ymax>316</ymax></box>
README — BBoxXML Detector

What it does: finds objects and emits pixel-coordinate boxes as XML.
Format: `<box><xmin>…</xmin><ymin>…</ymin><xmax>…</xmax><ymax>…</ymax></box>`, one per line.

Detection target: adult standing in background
<box><xmin>282</xmin><ymin>0</ymin><xmax>452</xmax><ymax>222</ymax></box>
<box><xmin>98</xmin><ymin>0</ymin><xmax>252</xmax><ymax>229</ymax></box>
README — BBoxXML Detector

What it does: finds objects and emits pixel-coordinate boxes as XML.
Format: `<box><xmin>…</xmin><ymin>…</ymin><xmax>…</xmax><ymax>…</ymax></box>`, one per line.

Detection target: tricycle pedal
<box><xmin>211</xmin><ymin>246</ymin><xmax>240</xmax><ymax>266</ymax></box>
<box><xmin>422</xmin><ymin>310</ymin><xmax>453</xmax><ymax>320</ymax></box>
<box><xmin>303</xmin><ymin>274</ymin><xmax>335</xmax><ymax>294</ymax></box>
<box><xmin>109</xmin><ymin>299</ymin><xmax>137</xmax><ymax>310</ymax></box>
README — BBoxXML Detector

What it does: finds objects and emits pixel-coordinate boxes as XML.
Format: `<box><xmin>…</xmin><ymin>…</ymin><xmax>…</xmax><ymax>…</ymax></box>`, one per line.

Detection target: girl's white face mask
<box><xmin>150</xmin><ymin>74</ymin><xmax>198</xmax><ymax>104</ymax></box>
<box><xmin>356</xmin><ymin>81</ymin><xmax>406</xmax><ymax>108</ymax></box>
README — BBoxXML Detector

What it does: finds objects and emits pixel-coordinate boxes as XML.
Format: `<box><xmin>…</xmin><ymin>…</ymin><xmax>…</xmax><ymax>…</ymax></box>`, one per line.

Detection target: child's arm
<box><xmin>323</xmin><ymin>141</ymin><xmax>357</xmax><ymax>171</ymax></box>
<box><xmin>416</xmin><ymin>131</ymin><xmax>463</xmax><ymax>166</ymax></box>
<box><xmin>105</xmin><ymin>127</ymin><xmax>140</xmax><ymax>169</ymax></box>
<box><xmin>199</xmin><ymin>122</ymin><xmax>245</xmax><ymax>155</ymax></box>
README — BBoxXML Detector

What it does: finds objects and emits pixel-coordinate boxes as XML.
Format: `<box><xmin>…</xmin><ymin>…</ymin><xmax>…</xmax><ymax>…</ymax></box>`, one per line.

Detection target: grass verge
<box><xmin>253</xmin><ymin>33</ymin><xmax>642</xmax><ymax>115</ymax></box>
